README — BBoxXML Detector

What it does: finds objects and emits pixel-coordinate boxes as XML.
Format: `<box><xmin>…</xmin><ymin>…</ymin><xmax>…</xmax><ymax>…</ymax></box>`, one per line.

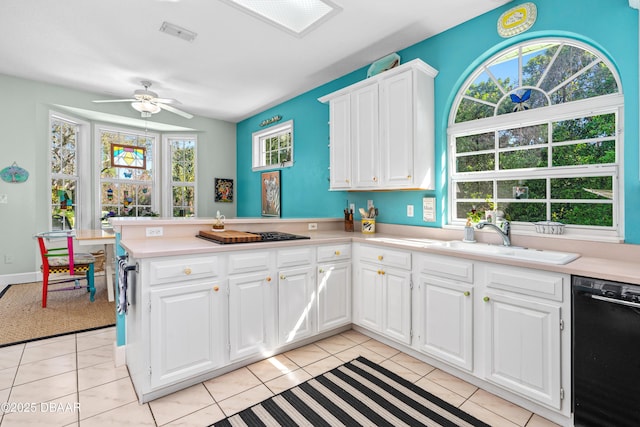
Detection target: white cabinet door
<box><xmin>353</xmin><ymin>262</ymin><xmax>381</xmax><ymax>330</ymax></box>
<box><xmin>351</xmin><ymin>84</ymin><xmax>380</xmax><ymax>189</ymax></box>
<box><xmin>379</xmin><ymin>70</ymin><xmax>414</xmax><ymax>188</ymax></box>
<box><xmin>317</xmin><ymin>262</ymin><xmax>351</xmax><ymax>332</ymax></box>
<box><xmin>149</xmin><ymin>280</ymin><xmax>225</xmax><ymax>389</ymax></box>
<box><xmin>229</xmin><ymin>271</ymin><xmax>275</xmax><ymax>362</ymax></box>
<box><xmin>278</xmin><ymin>266</ymin><xmax>315</xmax><ymax>345</ymax></box>
<box><xmin>483</xmin><ymin>291</ymin><xmax>562</xmax><ymax>409</ymax></box>
<box><xmin>381</xmin><ymin>266</ymin><xmax>412</xmax><ymax>345</ymax></box>
<box><xmin>328</xmin><ymin>94</ymin><xmax>352</xmax><ymax>190</ymax></box>
<box><xmin>415</xmin><ymin>275</ymin><xmax>473</xmax><ymax>371</ymax></box>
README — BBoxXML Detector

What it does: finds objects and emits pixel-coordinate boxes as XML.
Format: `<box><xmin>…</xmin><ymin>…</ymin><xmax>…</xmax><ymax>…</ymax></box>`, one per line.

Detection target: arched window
<box><xmin>448</xmin><ymin>38</ymin><xmax>623</xmax><ymax>240</ymax></box>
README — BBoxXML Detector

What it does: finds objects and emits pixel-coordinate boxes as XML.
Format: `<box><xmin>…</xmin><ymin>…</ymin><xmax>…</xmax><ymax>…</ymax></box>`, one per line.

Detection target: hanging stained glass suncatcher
<box><xmin>110</xmin><ymin>143</ymin><xmax>147</xmax><ymax>170</ymax></box>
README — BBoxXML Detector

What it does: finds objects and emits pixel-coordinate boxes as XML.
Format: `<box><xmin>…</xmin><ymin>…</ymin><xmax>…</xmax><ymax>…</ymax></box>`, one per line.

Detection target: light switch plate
<box><xmin>0</xmin><ymin>194</ymin><xmax>7</xmax><ymax>204</ymax></box>
<box><xmin>407</xmin><ymin>205</ymin><xmax>414</xmax><ymax>217</ymax></box>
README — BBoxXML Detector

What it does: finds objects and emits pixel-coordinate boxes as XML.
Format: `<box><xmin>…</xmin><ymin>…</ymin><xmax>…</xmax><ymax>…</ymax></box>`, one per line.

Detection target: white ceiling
<box><xmin>0</xmin><ymin>0</ymin><xmax>512</xmax><ymax>123</ymax></box>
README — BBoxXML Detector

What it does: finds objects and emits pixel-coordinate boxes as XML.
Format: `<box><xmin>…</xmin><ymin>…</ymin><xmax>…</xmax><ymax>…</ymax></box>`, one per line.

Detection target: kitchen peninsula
<box><xmin>112</xmin><ymin>217</ymin><xmax>640</xmax><ymax>426</ymax></box>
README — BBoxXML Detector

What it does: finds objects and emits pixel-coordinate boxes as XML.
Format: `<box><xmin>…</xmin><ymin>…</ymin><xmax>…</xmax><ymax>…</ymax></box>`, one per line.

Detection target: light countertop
<box><xmin>119</xmin><ymin>230</ymin><xmax>640</xmax><ymax>285</ymax></box>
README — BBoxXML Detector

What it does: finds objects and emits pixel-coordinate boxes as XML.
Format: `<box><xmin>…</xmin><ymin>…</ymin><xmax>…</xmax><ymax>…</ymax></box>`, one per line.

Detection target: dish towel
<box><xmin>117</xmin><ymin>257</ymin><xmax>129</xmax><ymax>315</ymax></box>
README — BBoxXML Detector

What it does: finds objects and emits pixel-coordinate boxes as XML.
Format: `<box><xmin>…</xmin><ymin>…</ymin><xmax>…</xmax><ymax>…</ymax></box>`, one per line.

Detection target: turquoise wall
<box><xmin>237</xmin><ymin>0</ymin><xmax>640</xmax><ymax>243</ymax></box>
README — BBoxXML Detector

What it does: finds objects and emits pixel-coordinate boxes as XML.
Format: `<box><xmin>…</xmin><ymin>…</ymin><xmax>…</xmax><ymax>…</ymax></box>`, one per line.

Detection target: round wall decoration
<box><xmin>0</xmin><ymin>162</ymin><xmax>29</xmax><ymax>183</ymax></box>
<box><xmin>497</xmin><ymin>2</ymin><xmax>537</xmax><ymax>38</ymax></box>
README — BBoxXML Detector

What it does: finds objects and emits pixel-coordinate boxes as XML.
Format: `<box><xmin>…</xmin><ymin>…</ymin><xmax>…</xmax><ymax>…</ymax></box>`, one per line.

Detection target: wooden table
<box><xmin>76</xmin><ymin>229</ymin><xmax>116</xmax><ymax>302</ymax></box>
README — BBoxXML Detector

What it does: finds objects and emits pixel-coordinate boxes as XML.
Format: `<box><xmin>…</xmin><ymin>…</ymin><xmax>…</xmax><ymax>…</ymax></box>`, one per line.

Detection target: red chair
<box><xmin>35</xmin><ymin>231</ymin><xmax>96</xmax><ymax>308</ymax></box>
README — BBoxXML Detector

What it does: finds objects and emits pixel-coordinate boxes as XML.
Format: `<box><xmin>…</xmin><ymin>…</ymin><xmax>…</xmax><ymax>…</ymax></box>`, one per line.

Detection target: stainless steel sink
<box><xmin>426</xmin><ymin>240</ymin><xmax>580</xmax><ymax>265</ymax></box>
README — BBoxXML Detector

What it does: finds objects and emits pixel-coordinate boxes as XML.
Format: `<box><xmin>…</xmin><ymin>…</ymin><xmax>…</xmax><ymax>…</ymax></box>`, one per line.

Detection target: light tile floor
<box><xmin>0</xmin><ymin>327</ymin><xmax>561</xmax><ymax>426</ymax></box>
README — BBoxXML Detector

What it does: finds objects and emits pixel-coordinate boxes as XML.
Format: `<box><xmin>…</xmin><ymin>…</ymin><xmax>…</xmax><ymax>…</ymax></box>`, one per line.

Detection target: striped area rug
<box><xmin>213</xmin><ymin>356</ymin><xmax>490</xmax><ymax>427</ymax></box>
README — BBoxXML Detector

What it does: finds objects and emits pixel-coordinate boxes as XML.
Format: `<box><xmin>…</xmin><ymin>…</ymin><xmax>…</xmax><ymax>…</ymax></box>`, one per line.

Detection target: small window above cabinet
<box><xmin>252</xmin><ymin>120</ymin><xmax>293</xmax><ymax>171</ymax></box>
<box><xmin>319</xmin><ymin>59</ymin><xmax>438</xmax><ymax>191</ymax></box>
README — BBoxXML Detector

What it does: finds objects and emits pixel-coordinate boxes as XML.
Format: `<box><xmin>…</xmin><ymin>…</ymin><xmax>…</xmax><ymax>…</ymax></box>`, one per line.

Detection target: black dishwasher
<box><xmin>572</xmin><ymin>276</ymin><xmax>640</xmax><ymax>426</ymax></box>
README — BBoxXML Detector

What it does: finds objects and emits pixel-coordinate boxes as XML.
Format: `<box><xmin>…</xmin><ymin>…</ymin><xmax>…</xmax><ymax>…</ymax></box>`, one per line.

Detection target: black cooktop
<box><xmin>255</xmin><ymin>231</ymin><xmax>311</xmax><ymax>242</ymax></box>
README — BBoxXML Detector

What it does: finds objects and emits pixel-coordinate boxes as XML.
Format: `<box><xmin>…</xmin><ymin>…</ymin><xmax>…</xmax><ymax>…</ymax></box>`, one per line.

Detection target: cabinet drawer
<box><xmin>358</xmin><ymin>244</ymin><xmax>411</xmax><ymax>270</ymax></box>
<box><xmin>149</xmin><ymin>256</ymin><xmax>219</xmax><ymax>285</ymax></box>
<box><xmin>484</xmin><ymin>265</ymin><xmax>565</xmax><ymax>301</ymax></box>
<box><xmin>317</xmin><ymin>244</ymin><xmax>351</xmax><ymax>263</ymax></box>
<box><xmin>277</xmin><ymin>247</ymin><xmax>314</xmax><ymax>268</ymax></box>
<box><xmin>228</xmin><ymin>251</ymin><xmax>271</xmax><ymax>274</ymax></box>
<box><xmin>420</xmin><ymin>254</ymin><xmax>473</xmax><ymax>283</ymax></box>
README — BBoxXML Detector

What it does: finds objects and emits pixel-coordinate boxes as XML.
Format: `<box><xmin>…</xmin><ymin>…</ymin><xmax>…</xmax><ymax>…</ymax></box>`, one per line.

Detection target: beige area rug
<box><xmin>0</xmin><ymin>275</ymin><xmax>116</xmax><ymax>347</ymax></box>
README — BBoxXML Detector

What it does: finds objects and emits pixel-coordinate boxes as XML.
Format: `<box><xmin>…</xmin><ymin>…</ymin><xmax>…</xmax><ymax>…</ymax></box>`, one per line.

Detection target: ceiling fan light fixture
<box><xmin>222</xmin><ymin>0</ymin><xmax>341</xmax><ymax>37</ymax></box>
<box><xmin>131</xmin><ymin>101</ymin><xmax>161</xmax><ymax>115</ymax></box>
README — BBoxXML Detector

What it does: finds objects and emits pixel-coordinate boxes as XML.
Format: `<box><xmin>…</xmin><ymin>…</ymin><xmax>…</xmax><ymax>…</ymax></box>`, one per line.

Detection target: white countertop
<box><xmin>119</xmin><ymin>230</ymin><xmax>640</xmax><ymax>285</ymax></box>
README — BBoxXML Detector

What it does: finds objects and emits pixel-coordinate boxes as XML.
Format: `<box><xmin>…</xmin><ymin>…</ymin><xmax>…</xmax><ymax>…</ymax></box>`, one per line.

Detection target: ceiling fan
<box><xmin>93</xmin><ymin>81</ymin><xmax>193</xmax><ymax>119</ymax></box>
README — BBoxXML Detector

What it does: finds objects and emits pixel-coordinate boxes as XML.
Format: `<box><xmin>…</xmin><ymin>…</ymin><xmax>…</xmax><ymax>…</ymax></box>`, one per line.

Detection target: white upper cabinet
<box><xmin>320</xmin><ymin>59</ymin><xmax>438</xmax><ymax>191</ymax></box>
<box><xmin>328</xmin><ymin>94</ymin><xmax>352</xmax><ymax>189</ymax></box>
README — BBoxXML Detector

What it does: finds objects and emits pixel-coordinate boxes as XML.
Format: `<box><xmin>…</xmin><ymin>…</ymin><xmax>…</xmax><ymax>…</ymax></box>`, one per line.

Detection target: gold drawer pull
<box><xmin>377</xmin><ymin>255</ymin><xmax>383</xmax><ymax>261</ymax></box>
<box><xmin>377</xmin><ymin>270</ymin><xmax>385</xmax><ymax>275</ymax></box>
<box><xmin>335</xmin><ymin>250</ymin><xmax>341</xmax><ymax>256</ymax></box>
<box><xmin>464</xmin><ymin>291</ymin><xmax>470</xmax><ymax>297</ymax></box>
<box><xmin>483</xmin><ymin>296</ymin><xmax>490</xmax><ymax>302</ymax></box>
<box><xmin>213</xmin><ymin>286</ymin><xmax>219</xmax><ymax>292</ymax></box>
<box><xmin>280</xmin><ymin>275</ymin><xmax>286</xmax><ymax>280</ymax></box>
<box><xmin>319</xmin><ymin>268</ymin><xmax>324</xmax><ymax>273</ymax></box>
<box><xmin>184</xmin><ymin>267</ymin><xmax>192</xmax><ymax>275</ymax></box>
<box><xmin>266</xmin><ymin>276</ymin><xmax>272</xmax><ymax>282</ymax></box>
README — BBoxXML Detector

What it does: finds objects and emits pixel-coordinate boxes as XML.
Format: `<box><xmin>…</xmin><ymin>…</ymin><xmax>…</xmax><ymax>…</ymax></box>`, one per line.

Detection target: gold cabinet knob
<box><xmin>483</xmin><ymin>296</ymin><xmax>490</xmax><ymax>302</ymax></box>
<box><xmin>335</xmin><ymin>250</ymin><xmax>341</xmax><ymax>256</ymax></box>
<box><xmin>213</xmin><ymin>286</ymin><xmax>219</xmax><ymax>292</ymax></box>
<box><xmin>464</xmin><ymin>291</ymin><xmax>470</xmax><ymax>297</ymax></box>
<box><xmin>184</xmin><ymin>267</ymin><xmax>192</xmax><ymax>275</ymax></box>
<box><xmin>266</xmin><ymin>276</ymin><xmax>272</xmax><ymax>282</ymax></box>
<box><xmin>377</xmin><ymin>270</ymin><xmax>385</xmax><ymax>275</ymax></box>
<box><xmin>377</xmin><ymin>255</ymin><xmax>383</xmax><ymax>261</ymax></box>
<box><xmin>373</xmin><ymin>176</ymin><xmax>378</xmax><ymax>182</ymax></box>
<box><xmin>319</xmin><ymin>268</ymin><xmax>324</xmax><ymax>273</ymax></box>
<box><xmin>280</xmin><ymin>275</ymin><xmax>286</xmax><ymax>280</ymax></box>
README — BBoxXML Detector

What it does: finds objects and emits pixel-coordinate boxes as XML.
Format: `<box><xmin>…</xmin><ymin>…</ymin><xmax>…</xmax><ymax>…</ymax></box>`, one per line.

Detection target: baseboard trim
<box><xmin>0</xmin><ymin>272</ymin><xmax>39</xmax><ymax>293</ymax></box>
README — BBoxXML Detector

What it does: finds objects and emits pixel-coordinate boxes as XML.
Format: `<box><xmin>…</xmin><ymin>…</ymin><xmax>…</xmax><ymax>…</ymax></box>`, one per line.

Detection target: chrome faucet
<box><xmin>476</xmin><ymin>221</ymin><xmax>511</xmax><ymax>246</ymax></box>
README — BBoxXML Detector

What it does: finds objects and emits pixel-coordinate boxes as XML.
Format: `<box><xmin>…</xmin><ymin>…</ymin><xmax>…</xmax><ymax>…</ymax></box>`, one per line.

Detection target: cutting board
<box><xmin>198</xmin><ymin>229</ymin><xmax>261</xmax><ymax>244</ymax></box>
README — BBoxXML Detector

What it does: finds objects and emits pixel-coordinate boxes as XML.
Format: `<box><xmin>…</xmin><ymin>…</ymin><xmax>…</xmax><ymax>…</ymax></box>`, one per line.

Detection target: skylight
<box><xmin>223</xmin><ymin>0</ymin><xmax>341</xmax><ymax>37</ymax></box>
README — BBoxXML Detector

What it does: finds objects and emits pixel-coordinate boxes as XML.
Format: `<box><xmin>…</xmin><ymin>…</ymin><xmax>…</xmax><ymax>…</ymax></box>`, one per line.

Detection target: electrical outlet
<box><xmin>407</xmin><ymin>205</ymin><xmax>414</xmax><ymax>217</ymax></box>
<box><xmin>349</xmin><ymin>203</ymin><xmax>355</xmax><ymax>213</ymax></box>
<box><xmin>367</xmin><ymin>200</ymin><xmax>374</xmax><ymax>209</ymax></box>
<box><xmin>308</xmin><ymin>223</ymin><xmax>318</xmax><ymax>230</ymax></box>
<box><xmin>4</xmin><ymin>255</ymin><xmax>14</xmax><ymax>264</ymax></box>
<box><xmin>146</xmin><ymin>227</ymin><xmax>163</xmax><ymax>237</ymax></box>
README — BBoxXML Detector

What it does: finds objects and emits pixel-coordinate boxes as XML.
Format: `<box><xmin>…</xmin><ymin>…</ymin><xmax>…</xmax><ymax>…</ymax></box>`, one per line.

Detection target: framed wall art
<box><xmin>214</xmin><ymin>178</ymin><xmax>234</xmax><ymax>203</ymax></box>
<box><xmin>261</xmin><ymin>171</ymin><xmax>281</xmax><ymax>217</ymax></box>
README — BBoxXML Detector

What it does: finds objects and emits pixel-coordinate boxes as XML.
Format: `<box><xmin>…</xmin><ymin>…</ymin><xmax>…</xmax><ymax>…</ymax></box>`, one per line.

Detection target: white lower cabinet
<box><xmin>415</xmin><ymin>274</ymin><xmax>473</xmax><ymax>371</ymax></box>
<box><xmin>353</xmin><ymin>244</ymin><xmax>412</xmax><ymax>345</ymax></box>
<box><xmin>480</xmin><ymin>265</ymin><xmax>566</xmax><ymax>410</ymax></box>
<box><xmin>149</xmin><ymin>280</ymin><xmax>225</xmax><ymax>388</ymax></box>
<box><xmin>228</xmin><ymin>270</ymin><xmax>276</xmax><ymax>362</ymax></box>
<box><xmin>277</xmin><ymin>266</ymin><xmax>315</xmax><ymax>345</ymax></box>
<box><xmin>317</xmin><ymin>261</ymin><xmax>352</xmax><ymax>332</ymax></box>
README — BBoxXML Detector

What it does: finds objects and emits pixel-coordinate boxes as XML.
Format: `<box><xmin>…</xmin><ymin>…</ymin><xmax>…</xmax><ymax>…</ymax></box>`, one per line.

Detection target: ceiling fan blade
<box><xmin>154</xmin><ymin>98</ymin><xmax>180</xmax><ymax>104</ymax></box>
<box><xmin>93</xmin><ymin>99</ymin><xmax>136</xmax><ymax>103</ymax></box>
<box><xmin>158</xmin><ymin>103</ymin><xmax>193</xmax><ymax>119</ymax></box>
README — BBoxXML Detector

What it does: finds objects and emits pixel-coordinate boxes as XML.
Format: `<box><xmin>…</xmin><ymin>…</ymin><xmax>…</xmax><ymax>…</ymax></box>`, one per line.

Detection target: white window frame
<box><xmin>447</xmin><ymin>39</ymin><xmax>624</xmax><ymax>242</ymax></box>
<box><xmin>48</xmin><ymin>111</ymin><xmax>91</xmax><ymax>231</ymax></box>
<box><xmin>162</xmin><ymin>134</ymin><xmax>198</xmax><ymax>217</ymax></box>
<box><xmin>94</xmin><ymin>124</ymin><xmax>160</xmax><ymax>224</ymax></box>
<box><xmin>252</xmin><ymin>120</ymin><xmax>294</xmax><ymax>171</ymax></box>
